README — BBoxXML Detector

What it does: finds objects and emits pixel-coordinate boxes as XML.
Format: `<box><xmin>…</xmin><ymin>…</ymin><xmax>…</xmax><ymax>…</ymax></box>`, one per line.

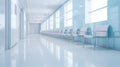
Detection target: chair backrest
<box><xmin>72</xmin><ymin>29</ymin><xmax>77</xmax><ymax>34</ymax></box>
<box><xmin>94</xmin><ymin>25</ymin><xmax>111</xmax><ymax>37</ymax></box>
<box><xmin>72</xmin><ymin>29</ymin><xmax>80</xmax><ymax>34</ymax></box>
<box><xmin>79</xmin><ymin>27</ymin><xmax>88</xmax><ymax>36</ymax></box>
<box><xmin>58</xmin><ymin>29</ymin><xmax>62</xmax><ymax>33</ymax></box>
<box><xmin>64</xmin><ymin>29</ymin><xmax>68</xmax><ymax>34</ymax></box>
<box><xmin>69</xmin><ymin>29</ymin><xmax>73</xmax><ymax>34</ymax></box>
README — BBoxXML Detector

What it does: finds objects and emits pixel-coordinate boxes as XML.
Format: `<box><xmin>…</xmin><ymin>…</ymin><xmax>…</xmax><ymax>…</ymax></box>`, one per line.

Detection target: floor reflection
<box><xmin>0</xmin><ymin>35</ymin><xmax>120</xmax><ymax>67</ymax></box>
<box><xmin>55</xmin><ymin>45</ymin><xmax>60</xmax><ymax>60</ymax></box>
<box><xmin>64</xmin><ymin>49</ymin><xmax>73</xmax><ymax>67</ymax></box>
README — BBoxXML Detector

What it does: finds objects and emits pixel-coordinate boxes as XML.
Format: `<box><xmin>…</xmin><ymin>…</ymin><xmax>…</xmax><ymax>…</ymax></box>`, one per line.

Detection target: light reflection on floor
<box><xmin>0</xmin><ymin>34</ymin><xmax>120</xmax><ymax>67</ymax></box>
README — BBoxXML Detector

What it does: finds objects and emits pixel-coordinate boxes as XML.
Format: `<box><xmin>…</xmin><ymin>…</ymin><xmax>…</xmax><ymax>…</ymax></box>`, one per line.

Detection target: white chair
<box><xmin>72</xmin><ymin>29</ymin><xmax>80</xmax><ymax>41</ymax></box>
<box><xmin>93</xmin><ymin>25</ymin><xmax>113</xmax><ymax>48</ymax></box>
<box><xmin>78</xmin><ymin>27</ymin><xmax>90</xmax><ymax>43</ymax></box>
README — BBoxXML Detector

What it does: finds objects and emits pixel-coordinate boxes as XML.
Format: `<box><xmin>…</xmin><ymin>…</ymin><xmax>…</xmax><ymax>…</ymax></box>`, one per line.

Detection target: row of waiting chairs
<box><xmin>41</xmin><ymin>25</ymin><xmax>114</xmax><ymax>48</ymax></box>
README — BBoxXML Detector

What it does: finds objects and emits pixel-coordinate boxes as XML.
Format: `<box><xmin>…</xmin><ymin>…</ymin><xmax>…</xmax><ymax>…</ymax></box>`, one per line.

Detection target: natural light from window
<box><xmin>56</xmin><ymin>10</ymin><xmax>60</xmax><ymax>28</ymax></box>
<box><xmin>85</xmin><ymin>0</ymin><xmax>107</xmax><ymax>23</ymax></box>
<box><xmin>64</xmin><ymin>0</ymin><xmax>73</xmax><ymax>27</ymax></box>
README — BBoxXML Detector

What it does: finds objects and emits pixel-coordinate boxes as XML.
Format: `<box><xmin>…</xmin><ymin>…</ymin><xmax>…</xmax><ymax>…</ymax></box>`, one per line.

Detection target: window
<box><xmin>50</xmin><ymin>16</ymin><xmax>53</xmax><ymax>29</ymax></box>
<box><xmin>64</xmin><ymin>0</ymin><xmax>73</xmax><ymax>27</ymax></box>
<box><xmin>41</xmin><ymin>23</ymin><xmax>43</xmax><ymax>31</ymax></box>
<box><xmin>56</xmin><ymin>10</ymin><xmax>60</xmax><ymax>28</ymax></box>
<box><xmin>46</xmin><ymin>20</ymin><xmax>49</xmax><ymax>30</ymax></box>
<box><xmin>85</xmin><ymin>0</ymin><xmax>107</xmax><ymax>23</ymax></box>
<box><xmin>41</xmin><ymin>22</ymin><xmax>46</xmax><ymax>31</ymax></box>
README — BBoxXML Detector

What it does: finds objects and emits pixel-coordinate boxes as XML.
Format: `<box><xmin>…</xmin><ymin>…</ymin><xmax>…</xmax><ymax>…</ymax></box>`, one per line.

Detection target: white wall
<box><xmin>10</xmin><ymin>0</ymin><xmax>20</xmax><ymax>47</ymax></box>
<box><xmin>0</xmin><ymin>0</ymin><xmax>5</xmax><ymax>53</ymax></box>
<box><xmin>29</xmin><ymin>23</ymin><xmax>40</xmax><ymax>34</ymax></box>
<box><xmin>0</xmin><ymin>14</ymin><xmax>5</xmax><ymax>53</ymax></box>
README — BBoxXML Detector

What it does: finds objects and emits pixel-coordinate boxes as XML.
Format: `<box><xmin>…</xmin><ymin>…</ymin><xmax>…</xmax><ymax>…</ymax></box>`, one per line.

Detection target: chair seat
<box><xmin>84</xmin><ymin>35</ymin><xmax>93</xmax><ymax>38</ymax></box>
<box><xmin>72</xmin><ymin>34</ymin><xmax>78</xmax><ymax>37</ymax></box>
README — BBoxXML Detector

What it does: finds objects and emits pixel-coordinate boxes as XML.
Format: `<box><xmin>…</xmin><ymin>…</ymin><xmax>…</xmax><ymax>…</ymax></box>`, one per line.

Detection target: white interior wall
<box><xmin>0</xmin><ymin>0</ymin><xmax>5</xmax><ymax>53</ymax></box>
<box><xmin>11</xmin><ymin>0</ymin><xmax>20</xmax><ymax>47</ymax></box>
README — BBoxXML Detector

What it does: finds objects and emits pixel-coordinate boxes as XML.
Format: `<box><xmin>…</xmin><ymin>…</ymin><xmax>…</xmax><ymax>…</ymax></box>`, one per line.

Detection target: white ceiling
<box><xmin>27</xmin><ymin>0</ymin><xmax>68</xmax><ymax>23</ymax></box>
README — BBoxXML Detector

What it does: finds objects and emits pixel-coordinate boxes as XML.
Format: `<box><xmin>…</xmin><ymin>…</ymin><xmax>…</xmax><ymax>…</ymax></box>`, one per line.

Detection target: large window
<box><xmin>41</xmin><ymin>22</ymin><xmax>46</xmax><ymax>31</ymax></box>
<box><xmin>50</xmin><ymin>16</ymin><xmax>53</xmax><ymax>29</ymax></box>
<box><xmin>64</xmin><ymin>0</ymin><xmax>73</xmax><ymax>27</ymax></box>
<box><xmin>46</xmin><ymin>20</ymin><xmax>49</xmax><ymax>30</ymax></box>
<box><xmin>85</xmin><ymin>0</ymin><xmax>107</xmax><ymax>23</ymax></box>
<box><xmin>56</xmin><ymin>10</ymin><xmax>60</xmax><ymax>28</ymax></box>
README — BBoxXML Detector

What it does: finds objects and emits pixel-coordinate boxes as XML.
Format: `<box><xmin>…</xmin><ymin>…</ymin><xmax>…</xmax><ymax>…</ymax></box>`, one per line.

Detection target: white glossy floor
<box><xmin>0</xmin><ymin>34</ymin><xmax>120</xmax><ymax>67</ymax></box>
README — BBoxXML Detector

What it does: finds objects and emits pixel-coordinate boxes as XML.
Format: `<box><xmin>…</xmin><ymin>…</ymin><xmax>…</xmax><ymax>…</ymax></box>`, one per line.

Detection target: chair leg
<box><xmin>84</xmin><ymin>37</ymin><xmax>85</xmax><ymax>47</ymax></box>
<box><xmin>94</xmin><ymin>38</ymin><xmax>97</xmax><ymax>49</ymax></box>
<box><xmin>108</xmin><ymin>38</ymin><xmax>109</xmax><ymax>48</ymax></box>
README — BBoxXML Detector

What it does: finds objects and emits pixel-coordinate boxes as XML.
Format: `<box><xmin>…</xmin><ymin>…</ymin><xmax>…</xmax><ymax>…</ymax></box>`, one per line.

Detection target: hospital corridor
<box><xmin>0</xmin><ymin>0</ymin><xmax>120</xmax><ymax>67</ymax></box>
